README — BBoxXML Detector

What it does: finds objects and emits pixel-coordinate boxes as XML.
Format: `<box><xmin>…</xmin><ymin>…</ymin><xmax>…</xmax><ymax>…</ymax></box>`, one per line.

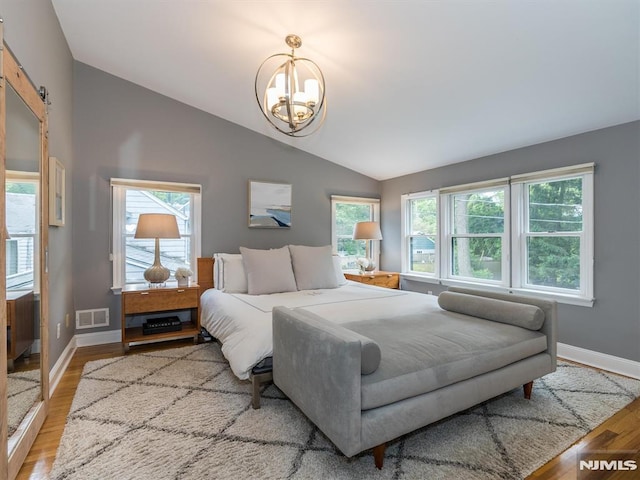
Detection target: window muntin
<box><xmin>112</xmin><ymin>180</ymin><xmax>201</xmax><ymax>289</ymax></box>
<box><xmin>331</xmin><ymin>196</ymin><xmax>380</xmax><ymax>271</ymax></box>
<box><xmin>448</xmin><ymin>188</ymin><xmax>506</xmax><ymax>283</ymax></box>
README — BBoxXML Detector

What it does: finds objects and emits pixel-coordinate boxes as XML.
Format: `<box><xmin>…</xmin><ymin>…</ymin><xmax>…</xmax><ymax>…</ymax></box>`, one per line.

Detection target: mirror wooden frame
<box><xmin>1</xmin><ymin>32</ymin><xmax>50</xmax><ymax>480</ymax></box>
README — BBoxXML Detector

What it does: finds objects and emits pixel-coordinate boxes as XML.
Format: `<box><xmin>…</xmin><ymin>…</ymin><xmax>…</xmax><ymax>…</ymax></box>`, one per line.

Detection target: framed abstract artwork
<box><xmin>248</xmin><ymin>180</ymin><xmax>292</xmax><ymax>228</ymax></box>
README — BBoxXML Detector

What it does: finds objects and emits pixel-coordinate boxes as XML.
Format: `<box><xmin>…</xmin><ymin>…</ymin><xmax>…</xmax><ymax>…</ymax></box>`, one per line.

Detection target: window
<box><xmin>111</xmin><ymin>179</ymin><xmax>201</xmax><ymax>290</ymax></box>
<box><xmin>401</xmin><ymin>164</ymin><xmax>594</xmax><ymax>305</ymax></box>
<box><xmin>401</xmin><ymin>192</ymin><xmax>438</xmax><ymax>276</ymax></box>
<box><xmin>512</xmin><ymin>169</ymin><xmax>594</xmax><ymax>299</ymax></box>
<box><xmin>6</xmin><ymin>171</ymin><xmax>39</xmax><ymax>291</ymax></box>
<box><xmin>331</xmin><ymin>196</ymin><xmax>380</xmax><ymax>271</ymax></box>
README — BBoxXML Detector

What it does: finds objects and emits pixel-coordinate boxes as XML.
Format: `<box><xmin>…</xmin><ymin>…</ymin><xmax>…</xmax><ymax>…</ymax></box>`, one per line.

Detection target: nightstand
<box><xmin>121</xmin><ymin>284</ymin><xmax>200</xmax><ymax>352</ymax></box>
<box><xmin>6</xmin><ymin>290</ymin><xmax>35</xmax><ymax>371</ymax></box>
<box><xmin>344</xmin><ymin>271</ymin><xmax>400</xmax><ymax>289</ymax></box>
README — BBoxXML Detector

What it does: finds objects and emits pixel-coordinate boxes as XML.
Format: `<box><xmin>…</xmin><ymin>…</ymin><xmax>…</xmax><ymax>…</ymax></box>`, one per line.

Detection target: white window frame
<box><xmin>401</xmin><ymin>163</ymin><xmax>594</xmax><ymax>306</ymax></box>
<box><xmin>401</xmin><ymin>191</ymin><xmax>439</xmax><ymax>278</ymax></box>
<box><xmin>511</xmin><ymin>167</ymin><xmax>594</xmax><ymax>302</ymax></box>
<box><xmin>111</xmin><ymin>178</ymin><xmax>202</xmax><ymax>292</ymax></box>
<box><xmin>331</xmin><ymin>195</ymin><xmax>380</xmax><ymax>270</ymax></box>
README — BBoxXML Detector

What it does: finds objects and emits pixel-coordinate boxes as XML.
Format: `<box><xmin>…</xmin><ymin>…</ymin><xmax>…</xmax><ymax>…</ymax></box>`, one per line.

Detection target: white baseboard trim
<box><xmin>75</xmin><ymin>329</ymin><xmax>122</xmax><ymax>347</ymax></box>
<box><xmin>558</xmin><ymin>343</ymin><xmax>640</xmax><ymax>380</ymax></box>
<box><xmin>48</xmin><ymin>330</ymin><xmax>121</xmax><ymax>397</ymax></box>
<box><xmin>49</xmin><ymin>337</ymin><xmax>77</xmax><ymax>397</ymax></box>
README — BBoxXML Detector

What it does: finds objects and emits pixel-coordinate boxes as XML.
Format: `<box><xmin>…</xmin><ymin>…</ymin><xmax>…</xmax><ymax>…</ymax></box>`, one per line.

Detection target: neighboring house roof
<box><xmin>6</xmin><ymin>192</ymin><xmax>36</xmax><ymax>233</ymax></box>
<box><xmin>412</xmin><ymin>237</ymin><xmax>436</xmax><ymax>251</ymax></box>
<box><xmin>128</xmin><ymin>190</ymin><xmax>188</xmax><ymax>220</ymax></box>
<box><xmin>126</xmin><ymin>243</ymin><xmax>187</xmax><ymax>274</ymax></box>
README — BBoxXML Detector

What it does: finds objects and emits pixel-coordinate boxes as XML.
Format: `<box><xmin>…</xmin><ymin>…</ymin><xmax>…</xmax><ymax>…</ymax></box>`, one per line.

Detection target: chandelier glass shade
<box><xmin>255</xmin><ymin>34</ymin><xmax>326</xmax><ymax>137</ymax></box>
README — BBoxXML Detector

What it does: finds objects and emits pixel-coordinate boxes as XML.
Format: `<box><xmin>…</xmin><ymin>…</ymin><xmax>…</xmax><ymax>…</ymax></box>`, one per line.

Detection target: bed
<box><xmin>196</xmin><ymin>246</ymin><xmax>439</xmax><ymax>407</ymax></box>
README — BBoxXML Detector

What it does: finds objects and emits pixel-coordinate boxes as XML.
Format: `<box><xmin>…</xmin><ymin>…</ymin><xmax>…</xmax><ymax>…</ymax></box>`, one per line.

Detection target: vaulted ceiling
<box><xmin>51</xmin><ymin>0</ymin><xmax>639</xmax><ymax>180</ymax></box>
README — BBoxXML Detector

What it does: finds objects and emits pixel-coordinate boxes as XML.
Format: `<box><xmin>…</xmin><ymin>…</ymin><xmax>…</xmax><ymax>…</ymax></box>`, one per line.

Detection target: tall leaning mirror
<box><xmin>1</xmin><ymin>33</ymin><xmax>50</xmax><ymax>480</ymax></box>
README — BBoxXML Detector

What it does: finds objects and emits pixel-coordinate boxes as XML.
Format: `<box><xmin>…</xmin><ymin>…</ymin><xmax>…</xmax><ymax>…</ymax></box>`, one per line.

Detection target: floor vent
<box><xmin>76</xmin><ymin>308</ymin><xmax>110</xmax><ymax>329</ymax></box>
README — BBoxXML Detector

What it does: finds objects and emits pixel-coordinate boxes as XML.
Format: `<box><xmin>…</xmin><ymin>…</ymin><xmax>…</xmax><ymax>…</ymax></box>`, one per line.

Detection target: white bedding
<box><xmin>200</xmin><ymin>281</ymin><xmax>439</xmax><ymax>379</ymax></box>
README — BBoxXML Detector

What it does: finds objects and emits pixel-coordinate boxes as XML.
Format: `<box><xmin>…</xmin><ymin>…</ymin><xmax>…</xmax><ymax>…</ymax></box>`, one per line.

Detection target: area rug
<box><xmin>7</xmin><ymin>368</ymin><xmax>41</xmax><ymax>437</ymax></box>
<box><xmin>50</xmin><ymin>344</ymin><xmax>640</xmax><ymax>480</ymax></box>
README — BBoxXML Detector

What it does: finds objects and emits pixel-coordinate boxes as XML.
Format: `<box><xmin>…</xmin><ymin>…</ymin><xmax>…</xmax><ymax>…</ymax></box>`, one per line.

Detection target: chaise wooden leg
<box><xmin>523</xmin><ymin>381</ymin><xmax>533</xmax><ymax>399</ymax></box>
<box><xmin>373</xmin><ymin>443</ymin><xmax>386</xmax><ymax>469</ymax></box>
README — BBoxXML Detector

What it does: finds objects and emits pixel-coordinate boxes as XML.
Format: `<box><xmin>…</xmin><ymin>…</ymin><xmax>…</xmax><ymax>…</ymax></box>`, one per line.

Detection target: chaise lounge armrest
<box><xmin>273</xmin><ymin>306</ymin><xmax>377</xmax><ymax>457</ymax></box>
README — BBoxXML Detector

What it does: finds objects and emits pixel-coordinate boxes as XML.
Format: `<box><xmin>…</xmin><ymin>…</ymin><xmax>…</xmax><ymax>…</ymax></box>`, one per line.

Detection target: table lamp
<box><xmin>353</xmin><ymin>221</ymin><xmax>383</xmax><ymax>273</ymax></box>
<box><xmin>134</xmin><ymin>213</ymin><xmax>180</xmax><ymax>285</ymax></box>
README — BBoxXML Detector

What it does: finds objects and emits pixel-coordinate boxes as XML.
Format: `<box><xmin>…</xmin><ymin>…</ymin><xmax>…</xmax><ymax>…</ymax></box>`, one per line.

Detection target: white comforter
<box><xmin>200</xmin><ymin>281</ymin><xmax>439</xmax><ymax>379</ymax></box>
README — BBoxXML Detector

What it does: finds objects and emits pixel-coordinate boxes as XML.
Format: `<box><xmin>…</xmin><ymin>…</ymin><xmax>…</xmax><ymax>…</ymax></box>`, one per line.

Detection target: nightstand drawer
<box><xmin>344</xmin><ymin>272</ymin><xmax>400</xmax><ymax>289</ymax></box>
<box><xmin>360</xmin><ymin>274</ymin><xmax>399</xmax><ymax>289</ymax></box>
<box><xmin>123</xmin><ymin>288</ymin><xmax>199</xmax><ymax>314</ymax></box>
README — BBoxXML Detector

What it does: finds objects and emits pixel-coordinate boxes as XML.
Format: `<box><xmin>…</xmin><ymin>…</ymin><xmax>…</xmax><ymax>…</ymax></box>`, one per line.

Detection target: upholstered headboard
<box><xmin>197</xmin><ymin>257</ymin><xmax>215</xmax><ymax>292</ymax></box>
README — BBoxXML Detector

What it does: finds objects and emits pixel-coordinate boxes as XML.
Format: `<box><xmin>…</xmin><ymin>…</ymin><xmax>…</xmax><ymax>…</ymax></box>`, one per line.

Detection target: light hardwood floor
<box><xmin>16</xmin><ymin>342</ymin><xmax>640</xmax><ymax>479</ymax></box>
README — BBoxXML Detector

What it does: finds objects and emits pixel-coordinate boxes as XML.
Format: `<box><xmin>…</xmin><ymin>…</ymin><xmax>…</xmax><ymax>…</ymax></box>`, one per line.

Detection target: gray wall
<box><xmin>3</xmin><ymin>0</ymin><xmax>75</xmax><ymax>369</ymax></box>
<box><xmin>72</xmin><ymin>63</ymin><xmax>380</xmax><ymax>328</ymax></box>
<box><xmin>381</xmin><ymin>121</ymin><xmax>640</xmax><ymax>362</ymax></box>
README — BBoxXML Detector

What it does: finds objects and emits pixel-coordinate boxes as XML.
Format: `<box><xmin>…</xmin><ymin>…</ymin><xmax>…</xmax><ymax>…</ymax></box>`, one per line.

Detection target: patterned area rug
<box><xmin>50</xmin><ymin>344</ymin><xmax>640</xmax><ymax>480</ymax></box>
<box><xmin>8</xmin><ymin>368</ymin><xmax>40</xmax><ymax>437</ymax></box>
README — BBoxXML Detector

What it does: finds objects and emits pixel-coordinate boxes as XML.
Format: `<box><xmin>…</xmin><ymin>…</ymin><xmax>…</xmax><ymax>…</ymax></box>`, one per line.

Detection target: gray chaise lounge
<box><xmin>272</xmin><ymin>287</ymin><xmax>557</xmax><ymax>468</ymax></box>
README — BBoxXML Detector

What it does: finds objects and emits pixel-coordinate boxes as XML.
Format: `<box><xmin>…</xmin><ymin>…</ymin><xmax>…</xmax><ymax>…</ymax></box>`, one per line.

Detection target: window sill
<box><xmin>400</xmin><ymin>273</ymin><xmax>441</xmax><ymax>285</ymax></box>
<box><xmin>507</xmin><ymin>287</ymin><xmax>594</xmax><ymax>308</ymax></box>
<box><xmin>112</xmin><ymin>281</ymin><xmax>190</xmax><ymax>295</ymax></box>
<box><xmin>400</xmin><ymin>273</ymin><xmax>594</xmax><ymax>307</ymax></box>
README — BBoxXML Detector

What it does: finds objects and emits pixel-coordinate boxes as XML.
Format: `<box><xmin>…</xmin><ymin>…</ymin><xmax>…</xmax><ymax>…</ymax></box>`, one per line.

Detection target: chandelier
<box><xmin>255</xmin><ymin>34</ymin><xmax>326</xmax><ymax>137</ymax></box>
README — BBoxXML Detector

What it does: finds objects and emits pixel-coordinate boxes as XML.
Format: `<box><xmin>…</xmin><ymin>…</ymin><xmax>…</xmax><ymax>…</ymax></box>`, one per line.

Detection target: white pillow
<box><xmin>240</xmin><ymin>246</ymin><xmax>298</xmax><ymax>295</ymax></box>
<box><xmin>333</xmin><ymin>255</ymin><xmax>348</xmax><ymax>286</ymax></box>
<box><xmin>213</xmin><ymin>254</ymin><xmax>248</xmax><ymax>293</ymax></box>
<box><xmin>289</xmin><ymin>245</ymin><xmax>339</xmax><ymax>290</ymax></box>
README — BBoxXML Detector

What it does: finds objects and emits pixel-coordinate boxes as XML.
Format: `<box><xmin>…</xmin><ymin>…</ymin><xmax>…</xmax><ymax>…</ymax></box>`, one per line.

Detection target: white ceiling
<box><xmin>51</xmin><ymin>0</ymin><xmax>639</xmax><ymax>180</ymax></box>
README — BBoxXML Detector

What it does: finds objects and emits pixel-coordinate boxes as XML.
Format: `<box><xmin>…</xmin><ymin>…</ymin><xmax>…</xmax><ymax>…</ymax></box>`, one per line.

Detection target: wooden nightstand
<box><xmin>6</xmin><ymin>290</ymin><xmax>35</xmax><ymax>371</ymax></box>
<box><xmin>344</xmin><ymin>271</ymin><xmax>400</xmax><ymax>289</ymax></box>
<box><xmin>121</xmin><ymin>284</ymin><xmax>200</xmax><ymax>352</ymax></box>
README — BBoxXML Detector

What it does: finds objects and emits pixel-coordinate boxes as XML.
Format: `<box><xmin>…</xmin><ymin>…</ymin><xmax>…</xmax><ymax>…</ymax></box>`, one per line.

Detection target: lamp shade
<box><xmin>134</xmin><ymin>214</ymin><xmax>180</xmax><ymax>239</ymax></box>
<box><xmin>353</xmin><ymin>221</ymin><xmax>382</xmax><ymax>240</ymax></box>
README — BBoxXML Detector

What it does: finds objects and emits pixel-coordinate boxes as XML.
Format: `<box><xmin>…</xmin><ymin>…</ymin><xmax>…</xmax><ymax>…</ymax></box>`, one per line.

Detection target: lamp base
<box><xmin>144</xmin><ymin>264</ymin><xmax>170</xmax><ymax>285</ymax></box>
<box><xmin>357</xmin><ymin>257</ymin><xmax>377</xmax><ymax>274</ymax></box>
